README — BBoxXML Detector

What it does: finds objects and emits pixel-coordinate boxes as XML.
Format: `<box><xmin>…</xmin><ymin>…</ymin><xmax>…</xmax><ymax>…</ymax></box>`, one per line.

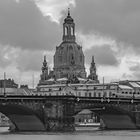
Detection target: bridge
<box><xmin>0</xmin><ymin>95</ymin><xmax>140</xmax><ymax>131</ymax></box>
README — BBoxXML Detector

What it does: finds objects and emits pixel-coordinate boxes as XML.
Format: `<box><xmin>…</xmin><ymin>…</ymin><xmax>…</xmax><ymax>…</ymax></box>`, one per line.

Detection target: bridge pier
<box><xmin>62</xmin><ymin>100</ymin><xmax>75</xmax><ymax>131</ymax></box>
<box><xmin>42</xmin><ymin>98</ymin><xmax>75</xmax><ymax>132</ymax></box>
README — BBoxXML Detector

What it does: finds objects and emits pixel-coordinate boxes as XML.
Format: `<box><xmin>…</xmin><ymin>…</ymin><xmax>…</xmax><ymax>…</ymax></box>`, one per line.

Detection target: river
<box><xmin>0</xmin><ymin>127</ymin><xmax>140</xmax><ymax>140</ymax></box>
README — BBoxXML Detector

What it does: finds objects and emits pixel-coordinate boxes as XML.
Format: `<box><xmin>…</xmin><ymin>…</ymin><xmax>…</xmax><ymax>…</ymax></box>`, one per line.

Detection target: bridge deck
<box><xmin>0</xmin><ymin>95</ymin><xmax>139</xmax><ymax>104</ymax></box>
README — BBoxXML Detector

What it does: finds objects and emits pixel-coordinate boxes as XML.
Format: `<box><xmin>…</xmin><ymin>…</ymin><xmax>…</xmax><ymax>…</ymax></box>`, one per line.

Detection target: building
<box><xmin>0</xmin><ymin>78</ymin><xmax>18</xmax><ymax>88</ymax></box>
<box><xmin>112</xmin><ymin>80</ymin><xmax>140</xmax><ymax>98</ymax></box>
<box><xmin>36</xmin><ymin>10</ymin><xmax>140</xmax><ymax>100</ymax></box>
<box><xmin>37</xmin><ymin>9</ymin><xmax>99</xmax><ymax>88</ymax></box>
<box><xmin>0</xmin><ymin>78</ymin><xmax>34</xmax><ymax>96</ymax></box>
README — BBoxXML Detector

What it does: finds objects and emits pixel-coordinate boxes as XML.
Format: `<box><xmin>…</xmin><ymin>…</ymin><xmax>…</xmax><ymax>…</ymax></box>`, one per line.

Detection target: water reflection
<box><xmin>0</xmin><ymin>127</ymin><xmax>140</xmax><ymax>140</ymax></box>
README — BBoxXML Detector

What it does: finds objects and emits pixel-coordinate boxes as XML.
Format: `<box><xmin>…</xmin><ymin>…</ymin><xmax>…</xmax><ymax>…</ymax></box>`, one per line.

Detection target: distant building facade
<box><xmin>0</xmin><ymin>78</ymin><xmax>33</xmax><ymax>96</ymax></box>
<box><xmin>0</xmin><ymin>79</ymin><xmax>18</xmax><ymax>88</ymax></box>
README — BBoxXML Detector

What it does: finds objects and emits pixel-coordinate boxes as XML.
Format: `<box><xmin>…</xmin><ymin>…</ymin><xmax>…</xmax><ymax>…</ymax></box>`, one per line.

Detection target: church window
<box><xmin>65</xmin><ymin>27</ymin><xmax>68</xmax><ymax>35</ymax></box>
<box><xmin>71</xmin><ymin>27</ymin><xmax>73</xmax><ymax>35</ymax></box>
<box><xmin>69</xmin><ymin>46</ymin><xmax>73</xmax><ymax>50</ymax></box>
<box><xmin>71</xmin><ymin>53</ymin><xmax>75</xmax><ymax>65</ymax></box>
<box><xmin>59</xmin><ymin>56</ymin><xmax>62</xmax><ymax>62</ymax></box>
<box><xmin>71</xmin><ymin>54</ymin><xmax>74</xmax><ymax>59</ymax></box>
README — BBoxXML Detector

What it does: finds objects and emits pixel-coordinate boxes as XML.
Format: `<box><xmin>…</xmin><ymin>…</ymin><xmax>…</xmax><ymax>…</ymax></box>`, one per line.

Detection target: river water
<box><xmin>0</xmin><ymin>127</ymin><xmax>140</xmax><ymax>140</ymax></box>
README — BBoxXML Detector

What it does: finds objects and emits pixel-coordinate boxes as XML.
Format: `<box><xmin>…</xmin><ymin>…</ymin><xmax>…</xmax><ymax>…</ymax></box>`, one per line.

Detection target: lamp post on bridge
<box><xmin>42</xmin><ymin>104</ymin><xmax>47</xmax><ymax>130</ymax></box>
<box><xmin>131</xmin><ymin>88</ymin><xmax>135</xmax><ymax>104</ymax></box>
<box><xmin>3</xmin><ymin>72</ymin><xmax>6</xmax><ymax>98</ymax></box>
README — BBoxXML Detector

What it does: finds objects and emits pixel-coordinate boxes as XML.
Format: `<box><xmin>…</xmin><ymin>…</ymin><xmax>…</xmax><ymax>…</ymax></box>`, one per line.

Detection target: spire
<box><xmin>92</xmin><ymin>56</ymin><xmax>94</xmax><ymax>63</ymax></box>
<box><xmin>91</xmin><ymin>55</ymin><xmax>95</xmax><ymax>66</ymax></box>
<box><xmin>68</xmin><ymin>8</ymin><xmax>70</xmax><ymax>16</ymax></box>
<box><xmin>43</xmin><ymin>55</ymin><xmax>47</xmax><ymax>67</ymax></box>
<box><xmin>88</xmin><ymin>56</ymin><xmax>99</xmax><ymax>82</ymax></box>
<box><xmin>44</xmin><ymin>55</ymin><xmax>46</xmax><ymax>62</ymax></box>
<box><xmin>63</xmin><ymin>9</ymin><xmax>75</xmax><ymax>42</ymax></box>
<box><xmin>90</xmin><ymin>55</ymin><xmax>96</xmax><ymax>73</ymax></box>
<box><xmin>41</xmin><ymin>55</ymin><xmax>48</xmax><ymax>80</ymax></box>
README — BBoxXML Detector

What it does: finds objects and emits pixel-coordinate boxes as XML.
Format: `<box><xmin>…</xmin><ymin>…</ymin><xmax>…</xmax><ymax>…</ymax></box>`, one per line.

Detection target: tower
<box><xmin>53</xmin><ymin>9</ymin><xmax>86</xmax><ymax>80</ymax></box>
<box><xmin>40</xmin><ymin>56</ymin><xmax>49</xmax><ymax>82</ymax></box>
<box><xmin>88</xmin><ymin>56</ymin><xmax>99</xmax><ymax>83</ymax></box>
<box><xmin>62</xmin><ymin>8</ymin><xmax>75</xmax><ymax>42</ymax></box>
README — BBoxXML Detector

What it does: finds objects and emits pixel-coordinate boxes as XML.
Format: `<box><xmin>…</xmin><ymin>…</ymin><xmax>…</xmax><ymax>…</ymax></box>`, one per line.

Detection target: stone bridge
<box><xmin>0</xmin><ymin>95</ymin><xmax>140</xmax><ymax>131</ymax></box>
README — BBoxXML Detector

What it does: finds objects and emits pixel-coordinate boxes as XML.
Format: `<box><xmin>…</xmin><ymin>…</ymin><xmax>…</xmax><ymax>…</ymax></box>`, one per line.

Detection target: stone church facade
<box><xmin>38</xmin><ymin>10</ymin><xmax>99</xmax><ymax>86</ymax></box>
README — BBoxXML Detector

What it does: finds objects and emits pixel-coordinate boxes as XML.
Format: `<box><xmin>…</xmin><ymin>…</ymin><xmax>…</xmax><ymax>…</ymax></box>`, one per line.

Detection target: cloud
<box><xmin>0</xmin><ymin>43</ymin><xmax>54</xmax><ymax>87</ymax></box>
<box><xmin>0</xmin><ymin>44</ymin><xmax>19</xmax><ymax>67</ymax></box>
<box><xmin>14</xmin><ymin>0</ymin><xmax>20</xmax><ymax>3</ymax></box>
<box><xmin>130</xmin><ymin>63</ymin><xmax>140</xmax><ymax>72</ymax></box>
<box><xmin>16</xmin><ymin>49</ymin><xmax>54</xmax><ymax>71</ymax></box>
<box><xmin>0</xmin><ymin>0</ymin><xmax>61</xmax><ymax>51</ymax></box>
<box><xmin>85</xmin><ymin>45</ymin><xmax>119</xmax><ymax>66</ymax></box>
<box><xmin>77</xmin><ymin>31</ymin><xmax>116</xmax><ymax>51</ymax></box>
<box><xmin>74</xmin><ymin>0</ymin><xmax>140</xmax><ymax>52</ymax></box>
<box><xmin>33</xmin><ymin>0</ymin><xmax>76</xmax><ymax>23</ymax></box>
<box><xmin>76</xmin><ymin>32</ymin><xmax>119</xmax><ymax>66</ymax></box>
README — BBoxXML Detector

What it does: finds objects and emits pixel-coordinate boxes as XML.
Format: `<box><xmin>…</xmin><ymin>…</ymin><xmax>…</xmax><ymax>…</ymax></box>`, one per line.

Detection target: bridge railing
<box><xmin>0</xmin><ymin>95</ymin><xmax>140</xmax><ymax>104</ymax></box>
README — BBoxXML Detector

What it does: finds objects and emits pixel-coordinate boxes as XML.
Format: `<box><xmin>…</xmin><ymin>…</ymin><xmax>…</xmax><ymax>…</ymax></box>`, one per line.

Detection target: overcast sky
<box><xmin>0</xmin><ymin>0</ymin><xmax>140</xmax><ymax>87</ymax></box>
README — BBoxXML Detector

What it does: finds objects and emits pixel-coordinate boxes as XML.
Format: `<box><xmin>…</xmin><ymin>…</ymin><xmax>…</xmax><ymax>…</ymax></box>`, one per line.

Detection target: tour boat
<box><xmin>75</xmin><ymin>122</ymin><xmax>100</xmax><ymax>131</ymax></box>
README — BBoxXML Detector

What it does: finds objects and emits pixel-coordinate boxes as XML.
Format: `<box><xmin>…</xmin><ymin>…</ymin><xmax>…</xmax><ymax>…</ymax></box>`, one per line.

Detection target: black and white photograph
<box><xmin>0</xmin><ymin>0</ymin><xmax>140</xmax><ymax>139</ymax></box>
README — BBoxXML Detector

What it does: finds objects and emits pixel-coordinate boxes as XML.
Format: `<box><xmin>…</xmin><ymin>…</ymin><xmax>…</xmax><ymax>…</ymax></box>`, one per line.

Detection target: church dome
<box><xmin>54</xmin><ymin>42</ymin><xmax>84</xmax><ymax>68</ymax></box>
<box><xmin>53</xmin><ymin>9</ymin><xmax>87</xmax><ymax>79</ymax></box>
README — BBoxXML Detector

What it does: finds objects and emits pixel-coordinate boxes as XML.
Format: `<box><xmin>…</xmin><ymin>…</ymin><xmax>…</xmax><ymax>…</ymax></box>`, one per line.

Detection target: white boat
<box><xmin>75</xmin><ymin>122</ymin><xmax>100</xmax><ymax>131</ymax></box>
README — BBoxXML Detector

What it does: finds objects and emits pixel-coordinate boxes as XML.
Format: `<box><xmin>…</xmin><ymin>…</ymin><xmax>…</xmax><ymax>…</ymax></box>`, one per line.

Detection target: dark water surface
<box><xmin>0</xmin><ymin>127</ymin><xmax>140</xmax><ymax>140</ymax></box>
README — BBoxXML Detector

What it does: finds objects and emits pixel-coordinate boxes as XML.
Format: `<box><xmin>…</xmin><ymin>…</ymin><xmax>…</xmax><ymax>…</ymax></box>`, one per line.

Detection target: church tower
<box><xmin>40</xmin><ymin>56</ymin><xmax>49</xmax><ymax>82</ymax></box>
<box><xmin>62</xmin><ymin>8</ymin><xmax>75</xmax><ymax>42</ymax></box>
<box><xmin>53</xmin><ymin>9</ymin><xmax>86</xmax><ymax>80</ymax></box>
<box><xmin>88</xmin><ymin>56</ymin><xmax>99</xmax><ymax>83</ymax></box>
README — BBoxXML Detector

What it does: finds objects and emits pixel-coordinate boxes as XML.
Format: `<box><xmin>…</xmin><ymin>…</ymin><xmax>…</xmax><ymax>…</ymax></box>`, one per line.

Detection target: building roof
<box><xmin>129</xmin><ymin>82</ymin><xmax>140</xmax><ymax>88</ymax></box>
<box><xmin>77</xmin><ymin>77</ymin><xmax>87</xmax><ymax>81</ymax></box>
<box><xmin>0</xmin><ymin>88</ymin><xmax>33</xmax><ymax>96</ymax></box>
<box><xmin>78</xmin><ymin>109</ymin><xmax>92</xmax><ymax>115</ymax></box>
<box><xmin>119</xmin><ymin>85</ymin><xmax>133</xmax><ymax>90</ymax></box>
<box><xmin>46</xmin><ymin>78</ymin><xmax>55</xmax><ymax>82</ymax></box>
<box><xmin>56</xmin><ymin>77</ymin><xmax>68</xmax><ymax>81</ymax></box>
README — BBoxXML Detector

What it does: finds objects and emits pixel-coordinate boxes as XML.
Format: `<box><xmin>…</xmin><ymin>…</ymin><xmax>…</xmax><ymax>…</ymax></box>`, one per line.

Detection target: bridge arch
<box><xmin>0</xmin><ymin>104</ymin><xmax>46</xmax><ymax>131</ymax></box>
<box><xmin>75</xmin><ymin>105</ymin><xmax>137</xmax><ymax>129</ymax></box>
